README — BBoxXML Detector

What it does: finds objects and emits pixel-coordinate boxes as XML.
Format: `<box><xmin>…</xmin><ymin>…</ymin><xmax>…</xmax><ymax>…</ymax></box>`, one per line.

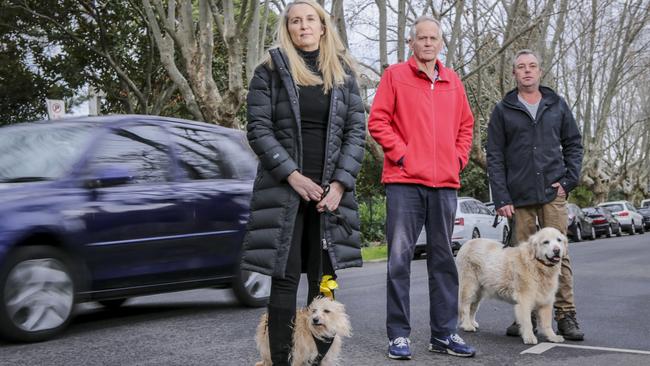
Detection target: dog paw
<box><xmin>460</xmin><ymin>323</ymin><xmax>477</xmax><ymax>332</ymax></box>
<box><xmin>547</xmin><ymin>334</ymin><xmax>564</xmax><ymax>343</ymax></box>
<box><xmin>522</xmin><ymin>335</ymin><xmax>538</xmax><ymax>345</ymax></box>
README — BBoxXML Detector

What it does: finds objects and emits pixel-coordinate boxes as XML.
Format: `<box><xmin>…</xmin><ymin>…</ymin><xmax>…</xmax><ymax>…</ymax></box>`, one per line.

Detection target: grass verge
<box><xmin>361</xmin><ymin>244</ymin><xmax>387</xmax><ymax>261</ymax></box>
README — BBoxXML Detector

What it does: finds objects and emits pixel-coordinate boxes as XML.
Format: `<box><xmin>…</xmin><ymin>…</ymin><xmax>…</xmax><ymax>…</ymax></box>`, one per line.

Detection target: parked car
<box><xmin>0</xmin><ymin>115</ymin><xmax>270</xmax><ymax>342</ymax></box>
<box><xmin>640</xmin><ymin>199</ymin><xmax>650</xmax><ymax>208</ymax></box>
<box><xmin>637</xmin><ymin>207</ymin><xmax>650</xmax><ymax>231</ymax></box>
<box><xmin>582</xmin><ymin>207</ymin><xmax>622</xmax><ymax>238</ymax></box>
<box><xmin>414</xmin><ymin>197</ymin><xmax>509</xmax><ymax>257</ymax></box>
<box><xmin>597</xmin><ymin>201</ymin><xmax>645</xmax><ymax>234</ymax></box>
<box><xmin>567</xmin><ymin>203</ymin><xmax>596</xmax><ymax>241</ymax></box>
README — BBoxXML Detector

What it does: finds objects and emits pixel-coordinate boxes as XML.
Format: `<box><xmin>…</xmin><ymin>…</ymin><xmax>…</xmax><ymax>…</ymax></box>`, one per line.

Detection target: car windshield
<box><xmin>0</xmin><ymin>124</ymin><xmax>94</xmax><ymax>182</ymax></box>
<box><xmin>601</xmin><ymin>204</ymin><xmax>624</xmax><ymax>212</ymax></box>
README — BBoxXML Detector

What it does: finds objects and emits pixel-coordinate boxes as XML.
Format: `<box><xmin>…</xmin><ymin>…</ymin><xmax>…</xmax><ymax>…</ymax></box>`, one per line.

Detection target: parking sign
<box><xmin>46</xmin><ymin>99</ymin><xmax>66</xmax><ymax>120</ymax></box>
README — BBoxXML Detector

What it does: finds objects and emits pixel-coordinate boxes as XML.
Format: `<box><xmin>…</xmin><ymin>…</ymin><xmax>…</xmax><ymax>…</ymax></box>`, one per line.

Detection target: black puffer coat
<box><xmin>241</xmin><ymin>48</ymin><xmax>366</xmax><ymax>278</ymax></box>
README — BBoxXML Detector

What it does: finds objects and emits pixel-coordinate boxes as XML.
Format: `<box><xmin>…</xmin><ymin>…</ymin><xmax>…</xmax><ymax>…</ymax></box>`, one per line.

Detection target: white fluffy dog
<box><xmin>255</xmin><ymin>297</ymin><xmax>352</xmax><ymax>366</ymax></box>
<box><xmin>456</xmin><ymin>227</ymin><xmax>568</xmax><ymax>345</ymax></box>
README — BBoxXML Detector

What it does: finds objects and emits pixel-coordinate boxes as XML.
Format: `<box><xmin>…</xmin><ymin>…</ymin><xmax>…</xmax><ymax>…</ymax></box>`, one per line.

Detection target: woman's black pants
<box><xmin>268</xmin><ymin>200</ymin><xmax>324</xmax><ymax>365</ymax></box>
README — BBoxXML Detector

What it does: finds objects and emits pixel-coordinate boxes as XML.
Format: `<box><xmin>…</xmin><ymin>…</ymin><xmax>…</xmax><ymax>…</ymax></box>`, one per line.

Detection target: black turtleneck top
<box><xmin>297</xmin><ymin>48</ymin><xmax>330</xmax><ymax>184</ymax></box>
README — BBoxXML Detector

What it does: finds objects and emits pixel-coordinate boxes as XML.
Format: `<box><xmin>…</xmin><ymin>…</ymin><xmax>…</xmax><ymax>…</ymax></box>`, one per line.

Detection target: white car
<box><xmin>414</xmin><ymin>197</ymin><xmax>509</xmax><ymax>258</ymax></box>
<box><xmin>597</xmin><ymin>201</ymin><xmax>645</xmax><ymax>234</ymax></box>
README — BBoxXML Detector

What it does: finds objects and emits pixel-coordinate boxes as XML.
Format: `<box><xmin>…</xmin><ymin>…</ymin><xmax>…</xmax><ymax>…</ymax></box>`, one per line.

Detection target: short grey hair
<box><xmin>512</xmin><ymin>49</ymin><xmax>542</xmax><ymax>69</ymax></box>
<box><xmin>408</xmin><ymin>15</ymin><xmax>442</xmax><ymax>41</ymax></box>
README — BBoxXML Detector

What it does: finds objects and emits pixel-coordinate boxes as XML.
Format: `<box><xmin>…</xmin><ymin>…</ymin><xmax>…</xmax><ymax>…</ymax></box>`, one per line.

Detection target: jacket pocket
<box><xmin>401</xmin><ymin>142</ymin><xmax>423</xmax><ymax>178</ymax></box>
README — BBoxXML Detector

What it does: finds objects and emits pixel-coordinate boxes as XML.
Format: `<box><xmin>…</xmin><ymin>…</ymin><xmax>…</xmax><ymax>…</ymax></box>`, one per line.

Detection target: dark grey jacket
<box><xmin>487</xmin><ymin>86</ymin><xmax>583</xmax><ymax>210</ymax></box>
<box><xmin>241</xmin><ymin>48</ymin><xmax>366</xmax><ymax>278</ymax></box>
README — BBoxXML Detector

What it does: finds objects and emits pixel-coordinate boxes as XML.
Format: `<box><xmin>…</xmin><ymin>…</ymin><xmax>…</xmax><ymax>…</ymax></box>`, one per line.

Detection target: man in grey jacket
<box><xmin>487</xmin><ymin>49</ymin><xmax>584</xmax><ymax>341</ymax></box>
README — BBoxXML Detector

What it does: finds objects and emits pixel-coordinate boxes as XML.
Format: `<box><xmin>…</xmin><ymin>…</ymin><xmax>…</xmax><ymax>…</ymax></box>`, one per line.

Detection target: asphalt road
<box><xmin>1</xmin><ymin>233</ymin><xmax>649</xmax><ymax>366</ymax></box>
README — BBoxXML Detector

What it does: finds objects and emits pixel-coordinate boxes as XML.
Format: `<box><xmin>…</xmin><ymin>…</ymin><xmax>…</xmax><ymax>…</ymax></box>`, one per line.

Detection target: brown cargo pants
<box><xmin>511</xmin><ymin>195</ymin><xmax>577</xmax><ymax>320</ymax></box>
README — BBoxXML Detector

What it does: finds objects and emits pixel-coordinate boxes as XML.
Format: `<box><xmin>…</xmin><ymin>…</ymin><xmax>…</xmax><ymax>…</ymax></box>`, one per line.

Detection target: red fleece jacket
<box><xmin>368</xmin><ymin>57</ymin><xmax>474</xmax><ymax>189</ymax></box>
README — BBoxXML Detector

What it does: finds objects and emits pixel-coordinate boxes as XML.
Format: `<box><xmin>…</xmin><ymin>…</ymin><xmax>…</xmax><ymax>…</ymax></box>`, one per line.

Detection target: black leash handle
<box><xmin>324</xmin><ymin>208</ymin><xmax>353</xmax><ymax>236</ymax></box>
<box><xmin>493</xmin><ymin>213</ymin><xmax>514</xmax><ymax>247</ymax></box>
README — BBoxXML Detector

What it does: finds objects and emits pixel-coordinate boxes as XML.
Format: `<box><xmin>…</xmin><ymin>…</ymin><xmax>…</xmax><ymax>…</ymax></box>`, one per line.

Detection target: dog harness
<box><xmin>311</xmin><ymin>335</ymin><xmax>335</xmax><ymax>365</ymax></box>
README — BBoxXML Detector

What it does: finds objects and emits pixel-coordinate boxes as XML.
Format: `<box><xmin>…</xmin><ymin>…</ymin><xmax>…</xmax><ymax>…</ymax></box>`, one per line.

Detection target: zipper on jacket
<box><xmin>430</xmin><ymin>73</ymin><xmax>438</xmax><ymax>185</ymax></box>
<box><xmin>273</xmin><ymin>49</ymin><xmax>303</xmax><ymax>170</ymax></box>
<box><xmin>320</xmin><ymin>90</ymin><xmax>337</xmax><ymax>184</ymax></box>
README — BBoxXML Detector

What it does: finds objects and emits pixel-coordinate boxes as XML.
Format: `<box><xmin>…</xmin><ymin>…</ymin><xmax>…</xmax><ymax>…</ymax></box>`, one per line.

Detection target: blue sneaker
<box><xmin>429</xmin><ymin>333</ymin><xmax>475</xmax><ymax>357</ymax></box>
<box><xmin>388</xmin><ymin>337</ymin><xmax>412</xmax><ymax>360</ymax></box>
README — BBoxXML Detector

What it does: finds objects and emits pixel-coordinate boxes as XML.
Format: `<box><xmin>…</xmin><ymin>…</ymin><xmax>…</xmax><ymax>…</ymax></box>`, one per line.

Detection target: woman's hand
<box><xmin>316</xmin><ymin>181</ymin><xmax>345</xmax><ymax>212</ymax></box>
<box><xmin>287</xmin><ymin>171</ymin><xmax>323</xmax><ymax>201</ymax></box>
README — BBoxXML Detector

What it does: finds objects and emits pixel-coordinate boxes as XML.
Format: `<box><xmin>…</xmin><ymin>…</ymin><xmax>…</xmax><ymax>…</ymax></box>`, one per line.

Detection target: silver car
<box><xmin>414</xmin><ymin>197</ymin><xmax>509</xmax><ymax>258</ymax></box>
<box><xmin>597</xmin><ymin>201</ymin><xmax>645</xmax><ymax>234</ymax></box>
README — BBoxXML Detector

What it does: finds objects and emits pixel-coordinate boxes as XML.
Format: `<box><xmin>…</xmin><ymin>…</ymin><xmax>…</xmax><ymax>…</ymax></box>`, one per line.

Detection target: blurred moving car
<box><xmin>567</xmin><ymin>203</ymin><xmax>596</xmax><ymax>242</ymax></box>
<box><xmin>414</xmin><ymin>197</ymin><xmax>509</xmax><ymax>257</ymax></box>
<box><xmin>582</xmin><ymin>207</ymin><xmax>622</xmax><ymax>238</ymax></box>
<box><xmin>0</xmin><ymin>115</ymin><xmax>270</xmax><ymax>342</ymax></box>
<box><xmin>598</xmin><ymin>201</ymin><xmax>645</xmax><ymax>234</ymax></box>
<box><xmin>637</xmin><ymin>206</ymin><xmax>650</xmax><ymax>231</ymax></box>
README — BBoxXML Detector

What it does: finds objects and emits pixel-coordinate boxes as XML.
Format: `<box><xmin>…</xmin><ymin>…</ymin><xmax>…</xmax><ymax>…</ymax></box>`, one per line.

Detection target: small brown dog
<box><xmin>255</xmin><ymin>297</ymin><xmax>352</xmax><ymax>366</ymax></box>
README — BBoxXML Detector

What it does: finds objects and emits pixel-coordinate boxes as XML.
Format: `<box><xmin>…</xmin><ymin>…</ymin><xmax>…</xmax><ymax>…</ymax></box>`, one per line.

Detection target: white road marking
<box><xmin>521</xmin><ymin>342</ymin><xmax>650</xmax><ymax>355</ymax></box>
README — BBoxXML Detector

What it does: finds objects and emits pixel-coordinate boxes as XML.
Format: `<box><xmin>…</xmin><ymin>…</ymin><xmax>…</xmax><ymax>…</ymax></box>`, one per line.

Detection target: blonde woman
<box><xmin>241</xmin><ymin>1</ymin><xmax>365</xmax><ymax>364</ymax></box>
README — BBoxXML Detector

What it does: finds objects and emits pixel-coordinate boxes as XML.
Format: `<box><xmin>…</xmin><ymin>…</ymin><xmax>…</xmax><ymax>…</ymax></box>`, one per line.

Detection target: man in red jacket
<box><xmin>368</xmin><ymin>15</ymin><xmax>475</xmax><ymax>360</ymax></box>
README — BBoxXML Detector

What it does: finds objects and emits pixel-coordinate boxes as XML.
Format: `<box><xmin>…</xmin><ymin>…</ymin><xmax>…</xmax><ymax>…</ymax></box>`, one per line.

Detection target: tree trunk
<box><xmin>397</xmin><ymin>0</ymin><xmax>406</xmax><ymax>62</ymax></box>
<box><xmin>331</xmin><ymin>0</ymin><xmax>348</xmax><ymax>48</ymax></box>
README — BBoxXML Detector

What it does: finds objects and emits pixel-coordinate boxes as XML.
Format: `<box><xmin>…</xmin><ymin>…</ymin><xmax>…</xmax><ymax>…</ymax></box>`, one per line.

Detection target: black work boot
<box><xmin>557</xmin><ymin>312</ymin><xmax>585</xmax><ymax>341</ymax></box>
<box><xmin>505</xmin><ymin>312</ymin><xmax>538</xmax><ymax>336</ymax></box>
<box><xmin>268</xmin><ymin>305</ymin><xmax>294</xmax><ymax>366</ymax></box>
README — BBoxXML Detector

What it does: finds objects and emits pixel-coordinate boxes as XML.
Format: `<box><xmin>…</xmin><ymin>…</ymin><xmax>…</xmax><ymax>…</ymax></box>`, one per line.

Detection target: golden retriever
<box><xmin>456</xmin><ymin>227</ymin><xmax>567</xmax><ymax>345</ymax></box>
<box><xmin>255</xmin><ymin>297</ymin><xmax>352</xmax><ymax>366</ymax></box>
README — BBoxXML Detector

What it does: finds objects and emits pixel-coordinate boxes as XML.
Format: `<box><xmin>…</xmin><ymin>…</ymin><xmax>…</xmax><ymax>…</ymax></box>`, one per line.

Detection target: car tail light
<box><xmin>455</xmin><ymin>217</ymin><xmax>464</xmax><ymax>226</ymax></box>
<box><xmin>593</xmin><ymin>218</ymin><xmax>607</xmax><ymax>224</ymax></box>
<box><xmin>617</xmin><ymin>211</ymin><xmax>629</xmax><ymax>217</ymax></box>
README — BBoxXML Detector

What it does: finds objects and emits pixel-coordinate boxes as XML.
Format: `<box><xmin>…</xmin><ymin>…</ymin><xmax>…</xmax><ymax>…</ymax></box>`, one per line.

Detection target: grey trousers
<box><xmin>385</xmin><ymin>184</ymin><xmax>459</xmax><ymax>339</ymax></box>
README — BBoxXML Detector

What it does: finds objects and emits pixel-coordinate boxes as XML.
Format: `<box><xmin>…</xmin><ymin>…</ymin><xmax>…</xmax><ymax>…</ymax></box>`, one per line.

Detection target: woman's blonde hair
<box><xmin>272</xmin><ymin>0</ymin><xmax>356</xmax><ymax>92</ymax></box>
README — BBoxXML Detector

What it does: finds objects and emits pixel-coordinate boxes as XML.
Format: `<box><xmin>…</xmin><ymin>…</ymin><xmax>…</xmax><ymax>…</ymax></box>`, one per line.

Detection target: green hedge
<box><xmin>359</xmin><ymin>195</ymin><xmax>386</xmax><ymax>246</ymax></box>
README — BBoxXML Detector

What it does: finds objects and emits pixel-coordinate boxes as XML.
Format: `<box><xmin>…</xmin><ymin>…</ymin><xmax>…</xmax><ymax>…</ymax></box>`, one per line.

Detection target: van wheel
<box><xmin>0</xmin><ymin>246</ymin><xmax>75</xmax><ymax>342</ymax></box>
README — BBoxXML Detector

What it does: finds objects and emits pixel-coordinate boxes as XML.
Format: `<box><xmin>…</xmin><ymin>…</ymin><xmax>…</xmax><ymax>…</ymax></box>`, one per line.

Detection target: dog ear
<box><xmin>525</xmin><ymin>232</ymin><xmax>538</xmax><ymax>258</ymax></box>
<box><xmin>337</xmin><ymin>312</ymin><xmax>352</xmax><ymax>338</ymax></box>
<box><xmin>333</xmin><ymin>301</ymin><xmax>352</xmax><ymax>337</ymax></box>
